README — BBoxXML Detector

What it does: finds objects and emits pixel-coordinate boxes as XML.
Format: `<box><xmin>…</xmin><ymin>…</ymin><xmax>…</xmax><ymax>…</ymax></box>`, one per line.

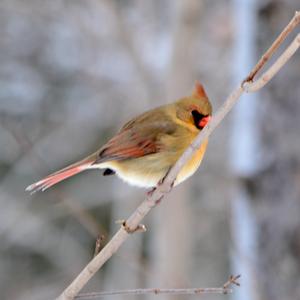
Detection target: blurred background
<box><xmin>0</xmin><ymin>0</ymin><xmax>300</xmax><ymax>299</ymax></box>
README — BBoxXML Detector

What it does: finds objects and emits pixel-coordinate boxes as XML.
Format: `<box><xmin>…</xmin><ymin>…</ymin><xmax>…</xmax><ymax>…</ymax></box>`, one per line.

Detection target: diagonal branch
<box><xmin>56</xmin><ymin>11</ymin><xmax>300</xmax><ymax>300</ymax></box>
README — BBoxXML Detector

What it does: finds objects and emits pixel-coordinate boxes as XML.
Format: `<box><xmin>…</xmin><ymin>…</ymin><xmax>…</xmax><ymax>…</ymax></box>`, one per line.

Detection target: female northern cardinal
<box><xmin>26</xmin><ymin>82</ymin><xmax>212</xmax><ymax>193</ymax></box>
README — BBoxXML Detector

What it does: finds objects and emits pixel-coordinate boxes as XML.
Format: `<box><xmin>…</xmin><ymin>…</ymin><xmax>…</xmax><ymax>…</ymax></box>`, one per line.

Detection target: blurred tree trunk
<box><xmin>230</xmin><ymin>1</ymin><xmax>260</xmax><ymax>300</ymax></box>
<box><xmin>251</xmin><ymin>2</ymin><xmax>300</xmax><ymax>300</ymax></box>
<box><xmin>148</xmin><ymin>1</ymin><xmax>203</xmax><ymax>298</ymax></box>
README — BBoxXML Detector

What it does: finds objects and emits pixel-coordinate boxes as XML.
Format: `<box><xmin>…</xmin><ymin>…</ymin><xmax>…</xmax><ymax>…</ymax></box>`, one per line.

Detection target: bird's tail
<box><xmin>25</xmin><ymin>154</ymin><xmax>97</xmax><ymax>194</ymax></box>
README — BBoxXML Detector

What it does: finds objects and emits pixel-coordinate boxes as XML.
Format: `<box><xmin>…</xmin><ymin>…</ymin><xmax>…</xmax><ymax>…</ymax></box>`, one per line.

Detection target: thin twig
<box><xmin>74</xmin><ymin>275</ymin><xmax>240</xmax><ymax>299</ymax></box>
<box><xmin>223</xmin><ymin>274</ymin><xmax>241</xmax><ymax>291</ymax></box>
<box><xmin>56</xmin><ymin>12</ymin><xmax>300</xmax><ymax>300</ymax></box>
<box><xmin>243</xmin><ymin>11</ymin><xmax>300</xmax><ymax>83</ymax></box>
<box><xmin>243</xmin><ymin>33</ymin><xmax>300</xmax><ymax>92</ymax></box>
<box><xmin>74</xmin><ymin>288</ymin><xmax>229</xmax><ymax>299</ymax></box>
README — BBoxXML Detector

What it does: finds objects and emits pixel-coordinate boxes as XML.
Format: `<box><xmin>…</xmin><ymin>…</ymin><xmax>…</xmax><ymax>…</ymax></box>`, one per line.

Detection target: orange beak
<box><xmin>199</xmin><ymin>115</ymin><xmax>211</xmax><ymax>128</ymax></box>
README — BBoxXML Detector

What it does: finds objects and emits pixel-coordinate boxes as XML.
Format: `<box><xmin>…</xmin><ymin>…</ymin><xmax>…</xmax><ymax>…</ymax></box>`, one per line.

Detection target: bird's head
<box><xmin>176</xmin><ymin>81</ymin><xmax>212</xmax><ymax>130</ymax></box>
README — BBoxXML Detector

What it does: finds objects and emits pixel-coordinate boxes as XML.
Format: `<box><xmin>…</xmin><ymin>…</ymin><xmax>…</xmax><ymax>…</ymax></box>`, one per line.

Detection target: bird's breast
<box><xmin>175</xmin><ymin>138</ymin><xmax>208</xmax><ymax>185</ymax></box>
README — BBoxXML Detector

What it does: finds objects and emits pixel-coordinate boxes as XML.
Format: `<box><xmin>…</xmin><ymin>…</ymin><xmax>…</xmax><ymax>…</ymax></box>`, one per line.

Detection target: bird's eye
<box><xmin>191</xmin><ymin>110</ymin><xmax>210</xmax><ymax>130</ymax></box>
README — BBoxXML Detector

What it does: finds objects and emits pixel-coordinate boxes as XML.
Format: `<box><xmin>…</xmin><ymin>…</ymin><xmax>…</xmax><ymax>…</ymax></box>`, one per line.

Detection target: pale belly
<box><xmin>97</xmin><ymin>139</ymin><xmax>208</xmax><ymax>188</ymax></box>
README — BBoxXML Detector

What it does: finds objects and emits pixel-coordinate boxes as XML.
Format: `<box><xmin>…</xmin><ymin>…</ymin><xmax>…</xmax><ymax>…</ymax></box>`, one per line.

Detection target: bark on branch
<box><xmin>56</xmin><ymin>11</ymin><xmax>300</xmax><ymax>300</ymax></box>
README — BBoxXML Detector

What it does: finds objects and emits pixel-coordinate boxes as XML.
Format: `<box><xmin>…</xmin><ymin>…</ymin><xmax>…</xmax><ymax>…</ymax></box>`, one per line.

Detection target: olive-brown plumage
<box><xmin>26</xmin><ymin>82</ymin><xmax>212</xmax><ymax>193</ymax></box>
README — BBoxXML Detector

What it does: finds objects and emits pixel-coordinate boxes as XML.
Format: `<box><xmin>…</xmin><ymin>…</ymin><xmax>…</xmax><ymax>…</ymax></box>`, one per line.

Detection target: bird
<box><xmin>26</xmin><ymin>82</ymin><xmax>212</xmax><ymax>194</ymax></box>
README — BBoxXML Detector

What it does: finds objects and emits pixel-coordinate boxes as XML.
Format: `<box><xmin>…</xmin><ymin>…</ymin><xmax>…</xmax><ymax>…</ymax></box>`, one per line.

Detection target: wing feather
<box><xmin>95</xmin><ymin>107</ymin><xmax>176</xmax><ymax>163</ymax></box>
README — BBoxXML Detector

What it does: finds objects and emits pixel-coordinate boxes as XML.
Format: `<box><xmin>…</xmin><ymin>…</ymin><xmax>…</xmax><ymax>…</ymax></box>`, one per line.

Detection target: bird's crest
<box><xmin>192</xmin><ymin>81</ymin><xmax>208</xmax><ymax>99</ymax></box>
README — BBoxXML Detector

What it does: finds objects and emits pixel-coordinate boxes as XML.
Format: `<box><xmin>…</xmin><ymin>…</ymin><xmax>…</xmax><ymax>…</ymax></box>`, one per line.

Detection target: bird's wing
<box><xmin>95</xmin><ymin>107</ymin><xmax>177</xmax><ymax>163</ymax></box>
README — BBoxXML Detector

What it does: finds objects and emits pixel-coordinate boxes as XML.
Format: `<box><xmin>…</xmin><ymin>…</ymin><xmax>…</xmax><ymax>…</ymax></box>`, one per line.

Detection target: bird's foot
<box><xmin>156</xmin><ymin>173</ymin><xmax>175</xmax><ymax>194</ymax></box>
<box><xmin>147</xmin><ymin>187</ymin><xmax>156</xmax><ymax>197</ymax></box>
<box><xmin>116</xmin><ymin>219</ymin><xmax>147</xmax><ymax>234</ymax></box>
<box><xmin>146</xmin><ymin>172</ymin><xmax>175</xmax><ymax>206</ymax></box>
<box><xmin>147</xmin><ymin>173</ymin><xmax>174</xmax><ymax>198</ymax></box>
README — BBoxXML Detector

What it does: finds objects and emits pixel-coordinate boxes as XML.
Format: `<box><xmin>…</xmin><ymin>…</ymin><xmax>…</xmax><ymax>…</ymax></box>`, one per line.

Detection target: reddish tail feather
<box><xmin>26</xmin><ymin>157</ymin><xmax>95</xmax><ymax>194</ymax></box>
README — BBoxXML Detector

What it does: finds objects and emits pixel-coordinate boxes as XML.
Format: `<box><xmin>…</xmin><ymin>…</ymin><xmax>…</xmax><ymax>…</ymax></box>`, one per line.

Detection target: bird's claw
<box><xmin>147</xmin><ymin>173</ymin><xmax>174</xmax><ymax>198</ymax></box>
<box><xmin>147</xmin><ymin>187</ymin><xmax>156</xmax><ymax>197</ymax></box>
